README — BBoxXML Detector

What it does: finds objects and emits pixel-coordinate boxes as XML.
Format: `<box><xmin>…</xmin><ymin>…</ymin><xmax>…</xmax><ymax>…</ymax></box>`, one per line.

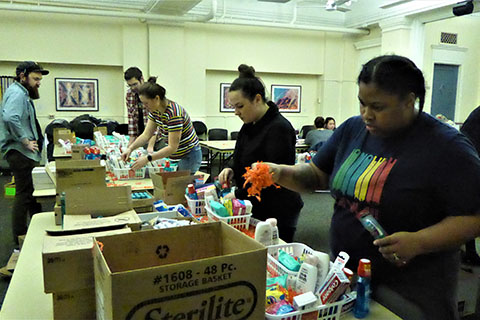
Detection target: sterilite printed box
<box><xmin>93</xmin><ymin>221</ymin><xmax>267</xmax><ymax>319</ymax></box>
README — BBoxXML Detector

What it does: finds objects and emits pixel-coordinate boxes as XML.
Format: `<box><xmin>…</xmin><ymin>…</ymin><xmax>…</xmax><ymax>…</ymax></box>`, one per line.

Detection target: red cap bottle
<box><xmin>357</xmin><ymin>258</ymin><xmax>371</xmax><ymax>278</ymax></box>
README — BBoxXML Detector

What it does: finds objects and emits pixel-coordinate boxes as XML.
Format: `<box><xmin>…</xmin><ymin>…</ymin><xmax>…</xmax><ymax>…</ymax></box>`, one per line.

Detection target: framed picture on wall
<box><xmin>271</xmin><ymin>85</ymin><xmax>301</xmax><ymax>113</ymax></box>
<box><xmin>55</xmin><ymin>78</ymin><xmax>99</xmax><ymax>111</ymax></box>
<box><xmin>220</xmin><ymin>83</ymin><xmax>234</xmax><ymax>112</ymax></box>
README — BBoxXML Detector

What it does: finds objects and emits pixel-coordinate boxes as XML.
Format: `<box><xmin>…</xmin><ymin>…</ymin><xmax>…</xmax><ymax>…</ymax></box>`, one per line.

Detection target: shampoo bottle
<box><xmin>255</xmin><ymin>220</ymin><xmax>273</xmax><ymax>246</ymax></box>
<box><xmin>295</xmin><ymin>255</ymin><xmax>319</xmax><ymax>293</ymax></box>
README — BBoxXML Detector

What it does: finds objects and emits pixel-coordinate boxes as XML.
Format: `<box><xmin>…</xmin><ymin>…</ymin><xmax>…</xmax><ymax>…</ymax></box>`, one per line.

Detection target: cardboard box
<box><xmin>71</xmin><ymin>144</ymin><xmax>89</xmax><ymax>160</ymax></box>
<box><xmin>132</xmin><ymin>190</ymin><xmax>155</xmax><ymax>208</ymax></box>
<box><xmin>93</xmin><ymin>222</ymin><xmax>267</xmax><ymax>319</ymax></box>
<box><xmin>53</xmin><ymin>128</ymin><xmax>75</xmax><ymax>145</ymax></box>
<box><xmin>61</xmin><ymin>209</ymin><xmax>142</xmax><ymax>232</ymax></box>
<box><xmin>6</xmin><ymin>251</ymin><xmax>19</xmax><ymax>271</ymax></box>
<box><xmin>43</xmin><ymin>227</ymin><xmax>131</xmax><ymax>293</ymax></box>
<box><xmin>55</xmin><ymin>160</ymin><xmax>106</xmax><ymax>204</ymax></box>
<box><xmin>94</xmin><ymin>126</ymin><xmax>108</xmax><ymax>135</ymax></box>
<box><xmin>151</xmin><ymin>170</ymin><xmax>196</xmax><ymax>205</ymax></box>
<box><xmin>64</xmin><ymin>185</ymin><xmax>132</xmax><ymax>217</ymax></box>
<box><xmin>53</xmin><ymin>288</ymin><xmax>96</xmax><ymax>320</ymax></box>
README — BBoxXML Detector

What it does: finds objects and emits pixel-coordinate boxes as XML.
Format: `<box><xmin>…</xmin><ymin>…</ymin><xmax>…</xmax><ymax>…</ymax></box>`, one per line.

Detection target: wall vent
<box><xmin>440</xmin><ymin>32</ymin><xmax>458</xmax><ymax>45</ymax></box>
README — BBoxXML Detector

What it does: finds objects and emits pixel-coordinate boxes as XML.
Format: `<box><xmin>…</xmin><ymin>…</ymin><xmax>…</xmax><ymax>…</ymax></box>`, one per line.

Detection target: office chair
<box><xmin>193</xmin><ymin>121</ymin><xmax>208</xmax><ymax>141</ymax></box>
<box><xmin>300</xmin><ymin>125</ymin><xmax>315</xmax><ymax>139</ymax></box>
<box><xmin>230</xmin><ymin>131</ymin><xmax>239</xmax><ymax>140</ymax></box>
<box><xmin>208</xmin><ymin>128</ymin><xmax>228</xmax><ymax>141</ymax></box>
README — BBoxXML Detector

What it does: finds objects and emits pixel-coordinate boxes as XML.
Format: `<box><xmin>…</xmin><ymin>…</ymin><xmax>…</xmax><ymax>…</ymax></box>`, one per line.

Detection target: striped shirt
<box><xmin>148</xmin><ymin>100</ymin><xmax>199</xmax><ymax>159</ymax></box>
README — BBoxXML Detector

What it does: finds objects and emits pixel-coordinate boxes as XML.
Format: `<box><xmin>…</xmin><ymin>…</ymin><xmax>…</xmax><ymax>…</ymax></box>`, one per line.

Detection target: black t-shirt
<box><xmin>232</xmin><ymin>104</ymin><xmax>303</xmax><ymax>226</ymax></box>
<box><xmin>313</xmin><ymin>113</ymin><xmax>480</xmax><ymax>319</ymax></box>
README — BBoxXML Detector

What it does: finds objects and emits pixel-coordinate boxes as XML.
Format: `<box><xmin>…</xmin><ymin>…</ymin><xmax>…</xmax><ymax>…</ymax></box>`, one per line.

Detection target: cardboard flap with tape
<box><xmin>151</xmin><ymin>170</ymin><xmax>210</xmax><ymax>205</ymax></box>
<box><xmin>151</xmin><ymin>170</ymin><xmax>195</xmax><ymax>205</ymax></box>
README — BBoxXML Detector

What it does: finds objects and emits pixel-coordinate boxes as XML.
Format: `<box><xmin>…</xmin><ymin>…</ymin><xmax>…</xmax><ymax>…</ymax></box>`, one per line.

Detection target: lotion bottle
<box><xmin>295</xmin><ymin>255</ymin><xmax>319</xmax><ymax>293</ymax></box>
<box><xmin>255</xmin><ymin>220</ymin><xmax>273</xmax><ymax>246</ymax></box>
<box><xmin>266</xmin><ymin>218</ymin><xmax>279</xmax><ymax>245</ymax></box>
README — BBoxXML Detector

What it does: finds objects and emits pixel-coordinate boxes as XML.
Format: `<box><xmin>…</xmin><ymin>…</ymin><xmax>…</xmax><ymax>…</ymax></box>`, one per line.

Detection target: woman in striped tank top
<box><xmin>121</xmin><ymin>77</ymin><xmax>201</xmax><ymax>174</ymax></box>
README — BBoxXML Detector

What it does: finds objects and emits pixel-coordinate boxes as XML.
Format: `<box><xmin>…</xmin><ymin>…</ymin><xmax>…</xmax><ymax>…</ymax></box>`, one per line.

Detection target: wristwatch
<box><xmin>147</xmin><ymin>154</ymin><xmax>153</xmax><ymax>162</ymax></box>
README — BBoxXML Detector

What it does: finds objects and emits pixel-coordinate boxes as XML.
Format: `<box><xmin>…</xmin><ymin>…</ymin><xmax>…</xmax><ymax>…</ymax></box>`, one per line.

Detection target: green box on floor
<box><xmin>4</xmin><ymin>182</ymin><xmax>15</xmax><ymax>197</ymax></box>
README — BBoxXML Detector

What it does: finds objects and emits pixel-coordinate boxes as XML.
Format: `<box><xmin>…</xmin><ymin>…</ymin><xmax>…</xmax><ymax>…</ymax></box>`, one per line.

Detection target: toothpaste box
<box><xmin>318</xmin><ymin>269</ymin><xmax>350</xmax><ymax>304</ymax></box>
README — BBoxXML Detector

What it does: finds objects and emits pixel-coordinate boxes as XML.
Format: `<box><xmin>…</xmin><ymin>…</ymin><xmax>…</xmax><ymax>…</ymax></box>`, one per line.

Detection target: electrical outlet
<box><xmin>48</xmin><ymin>114</ymin><xmax>55</xmax><ymax>119</ymax></box>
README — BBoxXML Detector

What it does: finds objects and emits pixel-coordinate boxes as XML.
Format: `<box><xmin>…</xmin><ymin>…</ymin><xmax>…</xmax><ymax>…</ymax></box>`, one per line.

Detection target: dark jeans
<box><xmin>5</xmin><ymin>150</ymin><xmax>41</xmax><ymax>244</ymax></box>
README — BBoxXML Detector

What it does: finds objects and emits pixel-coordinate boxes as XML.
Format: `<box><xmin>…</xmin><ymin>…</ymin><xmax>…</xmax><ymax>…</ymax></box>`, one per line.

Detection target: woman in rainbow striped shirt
<box><xmin>122</xmin><ymin>77</ymin><xmax>201</xmax><ymax>174</ymax></box>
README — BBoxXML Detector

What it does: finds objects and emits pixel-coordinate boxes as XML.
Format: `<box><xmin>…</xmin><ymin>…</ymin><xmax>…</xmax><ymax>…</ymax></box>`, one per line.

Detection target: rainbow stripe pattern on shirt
<box><xmin>332</xmin><ymin>149</ymin><xmax>397</xmax><ymax>205</ymax></box>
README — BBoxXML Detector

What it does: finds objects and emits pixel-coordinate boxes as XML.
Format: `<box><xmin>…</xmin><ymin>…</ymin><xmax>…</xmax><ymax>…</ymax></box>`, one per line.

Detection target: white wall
<box><xmin>423</xmin><ymin>16</ymin><xmax>480</xmax><ymax>122</ymax></box>
<box><xmin>0</xmin><ymin>10</ymin><xmax>365</xmax><ymax>134</ymax></box>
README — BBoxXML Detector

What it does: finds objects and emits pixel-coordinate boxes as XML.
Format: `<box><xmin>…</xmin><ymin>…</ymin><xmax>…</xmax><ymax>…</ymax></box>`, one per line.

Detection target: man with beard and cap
<box><xmin>124</xmin><ymin>67</ymin><xmax>161</xmax><ymax>153</ymax></box>
<box><xmin>0</xmin><ymin>61</ymin><xmax>47</xmax><ymax>246</ymax></box>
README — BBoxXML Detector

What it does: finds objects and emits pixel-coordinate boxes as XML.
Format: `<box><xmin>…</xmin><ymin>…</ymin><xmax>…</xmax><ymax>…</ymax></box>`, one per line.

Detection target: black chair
<box><xmin>98</xmin><ymin>120</ymin><xmax>119</xmax><ymax>135</ymax></box>
<box><xmin>300</xmin><ymin>125</ymin><xmax>315</xmax><ymax>139</ymax></box>
<box><xmin>72</xmin><ymin>119</ymin><xmax>95</xmax><ymax>140</ymax></box>
<box><xmin>116</xmin><ymin>123</ymin><xmax>128</xmax><ymax>135</ymax></box>
<box><xmin>193</xmin><ymin>121</ymin><xmax>208</xmax><ymax>141</ymax></box>
<box><xmin>230</xmin><ymin>131</ymin><xmax>239</xmax><ymax>140</ymax></box>
<box><xmin>208</xmin><ymin>128</ymin><xmax>228</xmax><ymax>141</ymax></box>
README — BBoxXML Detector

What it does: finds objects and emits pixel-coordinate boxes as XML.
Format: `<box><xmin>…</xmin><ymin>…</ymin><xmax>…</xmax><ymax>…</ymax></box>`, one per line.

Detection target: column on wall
<box><xmin>379</xmin><ymin>16</ymin><xmax>426</xmax><ymax>68</ymax></box>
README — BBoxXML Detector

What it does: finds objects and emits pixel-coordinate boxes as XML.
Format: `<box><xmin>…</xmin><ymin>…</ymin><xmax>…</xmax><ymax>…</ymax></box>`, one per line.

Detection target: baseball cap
<box><xmin>16</xmin><ymin>61</ymin><xmax>49</xmax><ymax>76</ymax></box>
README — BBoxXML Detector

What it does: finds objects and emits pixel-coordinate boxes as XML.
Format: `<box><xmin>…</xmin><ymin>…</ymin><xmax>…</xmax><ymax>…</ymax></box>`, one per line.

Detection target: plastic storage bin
<box><xmin>185</xmin><ymin>195</ymin><xmax>206</xmax><ymax>216</ymax></box>
<box><xmin>266</xmin><ymin>243</ymin><xmax>316</xmax><ymax>278</ymax></box>
<box><xmin>265</xmin><ymin>298</ymin><xmax>345</xmax><ymax>320</ymax></box>
<box><xmin>205</xmin><ymin>205</ymin><xmax>251</xmax><ymax>230</ymax></box>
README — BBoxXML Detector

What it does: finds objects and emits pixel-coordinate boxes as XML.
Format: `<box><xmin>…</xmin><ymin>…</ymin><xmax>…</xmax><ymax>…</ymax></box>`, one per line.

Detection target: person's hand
<box><xmin>147</xmin><ymin>147</ymin><xmax>154</xmax><ymax>154</ymax></box>
<box><xmin>25</xmin><ymin>140</ymin><xmax>39</xmax><ymax>152</ymax></box>
<box><xmin>219</xmin><ymin>168</ymin><xmax>234</xmax><ymax>184</ymax></box>
<box><xmin>121</xmin><ymin>147</ymin><xmax>132</xmax><ymax>162</ymax></box>
<box><xmin>373</xmin><ymin>231</ymin><xmax>421</xmax><ymax>267</ymax></box>
<box><xmin>131</xmin><ymin>155</ymin><xmax>148</xmax><ymax>171</ymax></box>
<box><xmin>251</xmin><ymin>161</ymin><xmax>281</xmax><ymax>183</ymax></box>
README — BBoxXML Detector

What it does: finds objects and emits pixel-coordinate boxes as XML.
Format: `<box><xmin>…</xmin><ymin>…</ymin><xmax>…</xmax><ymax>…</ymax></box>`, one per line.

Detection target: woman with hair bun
<box><xmin>218</xmin><ymin>64</ymin><xmax>303</xmax><ymax>242</ymax></box>
<box><xmin>121</xmin><ymin>77</ymin><xmax>201</xmax><ymax>174</ymax></box>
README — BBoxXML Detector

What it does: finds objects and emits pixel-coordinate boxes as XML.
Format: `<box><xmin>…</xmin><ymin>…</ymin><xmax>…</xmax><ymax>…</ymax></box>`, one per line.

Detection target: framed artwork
<box><xmin>55</xmin><ymin>78</ymin><xmax>99</xmax><ymax>111</ymax></box>
<box><xmin>220</xmin><ymin>83</ymin><xmax>234</xmax><ymax>112</ymax></box>
<box><xmin>271</xmin><ymin>85</ymin><xmax>301</xmax><ymax>113</ymax></box>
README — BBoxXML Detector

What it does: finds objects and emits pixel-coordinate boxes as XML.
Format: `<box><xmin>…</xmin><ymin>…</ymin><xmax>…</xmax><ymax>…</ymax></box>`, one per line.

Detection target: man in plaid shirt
<box><xmin>124</xmin><ymin>67</ymin><xmax>158</xmax><ymax>152</ymax></box>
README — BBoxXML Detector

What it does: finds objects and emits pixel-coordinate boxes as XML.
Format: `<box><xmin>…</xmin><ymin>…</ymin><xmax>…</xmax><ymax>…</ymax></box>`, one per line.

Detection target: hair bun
<box><xmin>147</xmin><ymin>76</ymin><xmax>157</xmax><ymax>84</ymax></box>
<box><xmin>238</xmin><ymin>64</ymin><xmax>255</xmax><ymax>78</ymax></box>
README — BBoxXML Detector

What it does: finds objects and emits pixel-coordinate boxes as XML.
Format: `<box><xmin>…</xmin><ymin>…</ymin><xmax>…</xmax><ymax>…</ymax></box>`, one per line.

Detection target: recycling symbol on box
<box><xmin>156</xmin><ymin>245</ymin><xmax>169</xmax><ymax>259</ymax></box>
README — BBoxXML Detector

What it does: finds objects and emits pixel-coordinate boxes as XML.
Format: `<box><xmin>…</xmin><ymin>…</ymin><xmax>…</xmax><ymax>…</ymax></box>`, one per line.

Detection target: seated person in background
<box><xmin>260</xmin><ymin>55</ymin><xmax>480</xmax><ymax>320</ymax></box>
<box><xmin>305</xmin><ymin>116</ymin><xmax>333</xmax><ymax>149</ymax></box>
<box><xmin>324</xmin><ymin>116</ymin><xmax>336</xmax><ymax>130</ymax></box>
<box><xmin>218</xmin><ymin>64</ymin><xmax>303</xmax><ymax>242</ymax></box>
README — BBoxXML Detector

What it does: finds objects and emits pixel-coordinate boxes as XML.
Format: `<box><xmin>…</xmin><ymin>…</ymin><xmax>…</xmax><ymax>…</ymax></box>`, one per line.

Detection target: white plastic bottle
<box><xmin>312</xmin><ymin>250</ymin><xmax>331</xmax><ymax>293</ymax></box>
<box><xmin>295</xmin><ymin>255</ymin><xmax>319</xmax><ymax>293</ymax></box>
<box><xmin>254</xmin><ymin>220</ymin><xmax>273</xmax><ymax>246</ymax></box>
<box><xmin>266</xmin><ymin>218</ymin><xmax>279</xmax><ymax>245</ymax></box>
